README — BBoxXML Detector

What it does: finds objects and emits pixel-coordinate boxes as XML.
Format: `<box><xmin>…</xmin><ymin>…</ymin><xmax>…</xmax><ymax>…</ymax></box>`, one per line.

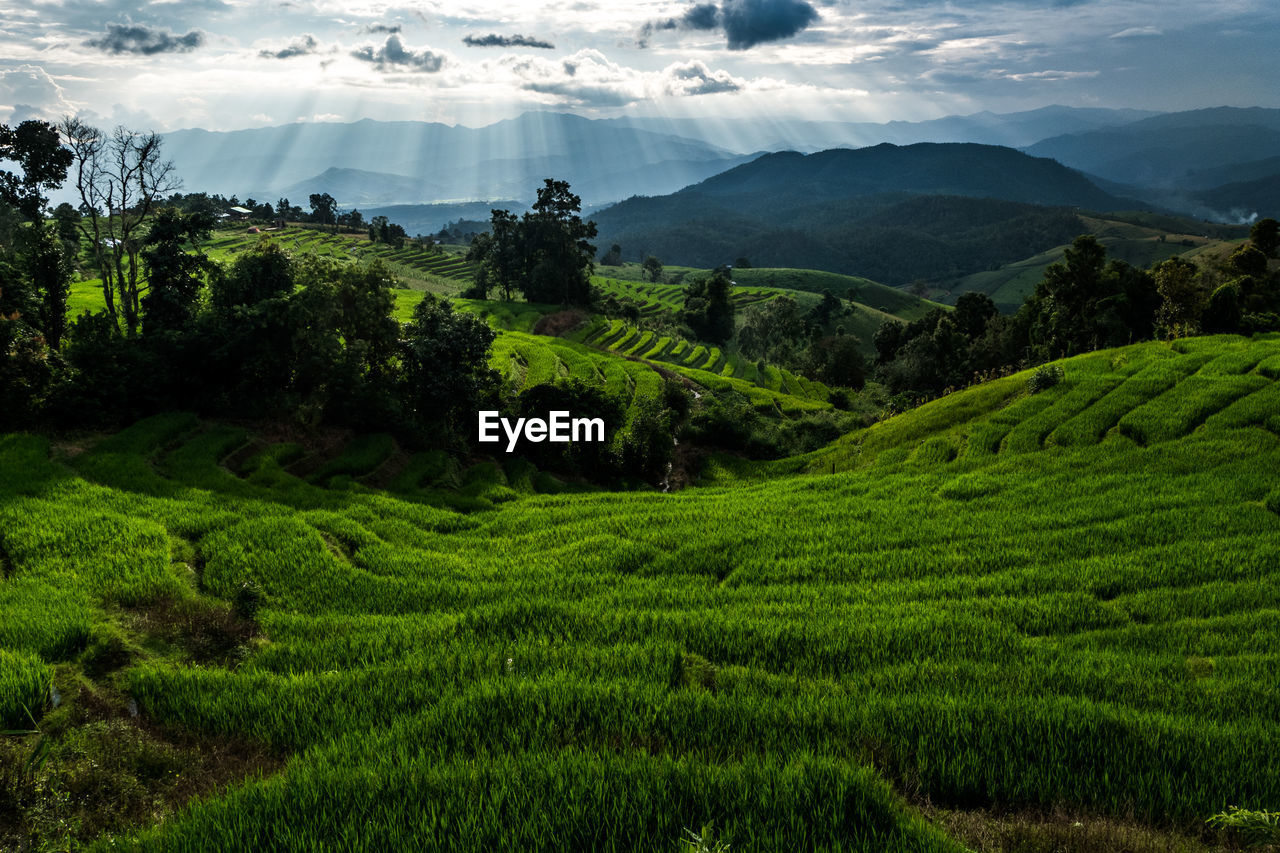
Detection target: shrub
<box><xmin>1207</xmin><ymin>806</ymin><xmax>1280</xmax><ymax>847</ymax></box>
<box><xmin>1027</xmin><ymin>364</ymin><xmax>1064</xmax><ymax>393</ymax></box>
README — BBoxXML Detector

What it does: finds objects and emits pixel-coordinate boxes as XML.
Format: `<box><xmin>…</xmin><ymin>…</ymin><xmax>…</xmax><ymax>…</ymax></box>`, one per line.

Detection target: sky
<box><xmin>1</xmin><ymin>0</ymin><xmax>1277</xmax><ymax>132</ymax></box>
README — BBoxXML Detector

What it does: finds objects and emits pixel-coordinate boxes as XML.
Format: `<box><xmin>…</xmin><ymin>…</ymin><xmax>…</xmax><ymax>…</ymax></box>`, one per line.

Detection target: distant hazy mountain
<box><xmin>590</xmin><ymin>143</ymin><xmax>1128</xmax><ymax>284</ymax></box>
<box><xmin>1180</xmin><ymin>155</ymin><xmax>1280</xmax><ymax>191</ymax></box>
<box><xmin>604</xmin><ymin>106</ymin><xmax>1159</xmax><ymax>154</ymax></box>
<box><xmin>1193</xmin><ymin>174</ymin><xmax>1280</xmax><ymax>219</ymax></box>
<box><xmin>270</xmin><ymin>167</ymin><xmax>444</xmax><ymax>208</ymax></box>
<box><xmin>157</xmin><ymin>105</ymin><xmax>1279</xmax><ymax>221</ymax></box>
<box><xmin>163</xmin><ymin>112</ymin><xmax>744</xmax><ymax>208</ymax></box>
<box><xmin>1024</xmin><ymin>107</ymin><xmax>1280</xmax><ymax>187</ymax></box>
<box><xmin>360</xmin><ymin>201</ymin><xmax>524</xmax><ymax>235</ymax></box>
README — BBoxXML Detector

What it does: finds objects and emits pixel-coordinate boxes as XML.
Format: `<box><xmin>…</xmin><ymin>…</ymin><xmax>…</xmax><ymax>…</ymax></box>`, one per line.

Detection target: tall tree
<box><xmin>470</xmin><ymin>185</ymin><xmax>597</xmax><ymax>306</ymax></box>
<box><xmin>523</xmin><ymin>179</ymin><xmax>597</xmax><ymax>305</ymax></box>
<box><xmin>0</xmin><ymin>119</ymin><xmax>74</xmax><ymax>350</ymax></box>
<box><xmin>0</xmin><ymin>120</ymin><xmax>72</xmax><ymax>220</ymax></box>
<box><xmin>27</xmin><ymin>222</ymin><xmax>73</xmax><ymax>350</ymax></box>
<box><xmin>140</xmin><ymin>207</ymin><xmax>215</xmax><ymax>334</ymax></box>
<box><xmin>1152</xmin><ymin>257</ymin><xmax>1205</xmax><ymax>339</ymax></box>
<box><xmin>682</xmin><ymin>266</ymin><xmax>735</xmax><ymax>345</ymax></box>
<box><xmin>399</xmin><ymin>293</ymin><xmax>498</xmax><ymax>437</ymax></box>
<box><xmin>308</xmin><ymin>192</ymin><xmax>337</xmax><ymax>231</ymax></box>
<box><xmin>642</xmin><ymin>255</ymin><xmax>663</xmax><ymax>283</ymax></box>
<box><xmin>60</xmin><ymin>117</ymin><xmax>181</xmax><ymax>337</ymax></box>
<box><xmin>1250</xmin><ymin>217</ymin><xmax>1279</xmax><ymax>259</ymax></box>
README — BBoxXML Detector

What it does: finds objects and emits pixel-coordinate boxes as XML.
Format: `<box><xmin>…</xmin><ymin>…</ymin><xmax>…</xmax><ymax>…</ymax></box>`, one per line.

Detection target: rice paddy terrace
<box><xmin>563</xmin><ymin>316</ymin><xmax>833</xmax><ymax>413</ymax></box>
<box><xmin>3</xmin><ymin>334</ymin><xmax>1280</xmax><ymax>850</ymax></box>
<box><xmin>203</xmin><ymin>226</ymin><xmax>479</xmax><ymax>287</ymax></box>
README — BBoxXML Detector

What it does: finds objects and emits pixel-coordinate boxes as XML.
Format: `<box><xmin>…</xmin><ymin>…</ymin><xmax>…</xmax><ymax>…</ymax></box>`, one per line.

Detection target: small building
<box><xmin>227</xmin><ymin>205</ymin><xmax>253</xmax><ymax>221</ymax></box>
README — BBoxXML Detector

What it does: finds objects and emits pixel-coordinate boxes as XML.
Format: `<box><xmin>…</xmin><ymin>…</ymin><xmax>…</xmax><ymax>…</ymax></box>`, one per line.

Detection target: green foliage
<box><xmin>681</xmin><ymin>266</ymin><xmax>735</xmax><ymax>345</ymax></box>
<box><xmin>141</xmin><ymin>207</ymin><xmax>215</xmax><ymax>334</ymax></box>
<box><xmin>212</xmin><ymin>240</ymin><xmax>293</xmax><ymax>310</ymax></box>
<box><xmin>400</xmin><ymin>292</ymin><xmax>499</xmax><ymax>438</ymax></box>
<box><xmin>1027</xmin><ymin>235</ymin><xmax>1159</xmax><ymax>360</ymax></box>
<box><xmin>0</xmin><ymin>648</ymin><xmax>51</xmax><ymax>729</ymax></box>
<box><xmin>1207</xmin><ymin>806</ymin><xmax>1280</xmax><ymax>848</ymax></box>
<box><xmin>1027</xmin><ymin>364</ymin><xmax>1064</xmax><ymax>393</ymax></box>
<box><xmin>511</xmin><ymin>379</ymin><xmax>627</xmax><ymax>476</ymax></box>
<box><xmin>0</xmin><ymin>119</ymin><xmax>72</xmax><ymax>219</ymax></box>
<box><xmin>642</xmin><ymin>254</ymin><xmax>663</xmax><ymax>282</ymax></box>
<box><xmin>1251</xmin><ymin>218</ymin><xmax>1279</xmax><ymax>259</ymax></box>
<box><xmin>469</xmin><ymin>180</ymin><xmax>598</xmax><ymax>306</ymax></box>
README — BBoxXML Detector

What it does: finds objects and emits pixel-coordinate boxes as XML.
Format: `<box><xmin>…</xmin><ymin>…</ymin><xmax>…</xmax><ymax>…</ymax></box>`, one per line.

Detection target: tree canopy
<box><xmin>467</xmin><ymin>179</ymin><xmax>598</xmax><ymax>306</ymax></box>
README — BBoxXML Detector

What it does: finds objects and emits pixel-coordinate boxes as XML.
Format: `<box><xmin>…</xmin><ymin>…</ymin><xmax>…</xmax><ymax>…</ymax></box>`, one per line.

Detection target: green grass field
<box><xmin>3</xmin><ymin>333</ymin><xmax>1279</xmax><ymax>850</ymax></box>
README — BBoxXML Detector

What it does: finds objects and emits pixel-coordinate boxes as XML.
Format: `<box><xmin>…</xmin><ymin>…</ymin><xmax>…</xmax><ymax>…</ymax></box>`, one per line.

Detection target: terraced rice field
<box><xmin>807</xmin><ymin>334</ymin><xmax>1280</xmax><ymax>473</ymax></box>
<box><xmin>594</xmin><ymin>278</ymin><xmax>780</xmax><ymax>320</ymax></box>
<box><xmin>2</xmin><ymin>334</ymin><xmax>1279</xmax><ymax>850</ymax></box>
<box><xmin>571</xmin><ymin>317</ymin><xmax>832</xmax><ymax>413</ymax></box>
<box><xmin>203</xmin><ymin>226</ymin><xmax>478</xmax><ymax>284</ymax></box>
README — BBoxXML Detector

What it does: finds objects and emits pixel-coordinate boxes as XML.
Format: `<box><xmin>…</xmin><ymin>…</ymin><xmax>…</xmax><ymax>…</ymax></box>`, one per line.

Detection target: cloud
<box><xmin>259</xmin><ymin>34</ymin><xmax>319</xmax><ymax>59</ymax></box>
<box><xmin>463</xmin><ymin>33</ymin><xmax>556</xmax><ymax>49</ymax></box>
<box><xmin>639</xmin><ymin>2</ymin><xmax>720</xmax><ymax>45</ymax></box>
<box><xmin>499</xmin><ymin>49</ymin><xmax>750</xmax><ymax>107</ymax></box>
<box><xmin>722</xmin><ymin>0</ymin><xmax>820</xmax><ymax>50</ymax></box>
<box><xmin>1004</xmin><ymin>69</ymin><xmax>1100</xmax><ymax>81</ymax></box>
<box><xmin>1109</xmin><ymin>26</ymin><xmax>1162</xmax><ymax>38</ymax></box>
<box><xmin>0</xmin><ymin>65</ymin><xmax>74</xmax><ymax>123</ymax></box>
<box><xmin>363</xmin><ymin>24</ymin><xmax>402</xmax><ymax>35</ymax></box>
<box><xmin>661</xmin><ymin>60</ymin><xmax>743</xmax><ymax>95</ymax></box>
<box><xmin>351</xmin><ymin>35</ymin><xmax>446</xmax><ymax>72</ymax></box>
<box><xmin>503</xmin><ymin>49</ymin><xmax>640</xmax><ymax>106</ymax></box>
<box><xmin>638</xmin><ymin>0</ymin><xmax>818</xmax><ymax>50</ymax></box>
<box><xmin>84</xmin><ymin>23</ymin><xmax>205</xmax><ymax>55</ymax></box>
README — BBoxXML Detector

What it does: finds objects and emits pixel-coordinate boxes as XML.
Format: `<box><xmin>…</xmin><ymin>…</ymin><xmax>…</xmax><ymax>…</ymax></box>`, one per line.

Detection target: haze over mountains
<box><xmin>156</xmin><ymin>105</ymin><xmax>1280</xmax><ymax>235</ymax></box>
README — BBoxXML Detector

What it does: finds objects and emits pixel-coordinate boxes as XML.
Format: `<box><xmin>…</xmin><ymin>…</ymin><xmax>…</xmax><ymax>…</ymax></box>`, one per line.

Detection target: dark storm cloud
<box><xmin>638</xmin><ymin>0</ymin><xmax>818</xmax><ymax>50</ymax></box>
<box><xmin>84</xmin><ymin>23</ymin><xmax>204</xmax><ymax>55</ymax></box>
<box><xmin>721</xmin><ymin>0</ymin><xmax>820</xmax><ymax>50</ymax></box>
<box><xmin>350</xmin><ymin>34</ymin><xmax>445</xmax><ymax>72</ymax></box>
<box><xmin>463</xmin><ymin>33</ymin><xmax>556</xmax><ymax>49</ymax></box>
<box><xmin>258</xmin><ymin>34</ymin><xmax>319</xmax><ymax>59</ymax></box>
<box><xmin>638</xmin><ymin>3</ymin><xmax>720</xmax><ymax>45</ymax></box>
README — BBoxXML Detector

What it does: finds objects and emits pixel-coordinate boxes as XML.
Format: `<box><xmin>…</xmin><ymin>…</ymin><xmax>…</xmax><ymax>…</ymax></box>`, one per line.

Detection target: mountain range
<box><xmin>588</xmin><ymin>143</ymin><xmax>1127</xmax><ymax>285</ymax></box>
<box><xmin>155</xmin><ymin>105</ymin><xmax>1280</xmax><ymax>228</ymax></box>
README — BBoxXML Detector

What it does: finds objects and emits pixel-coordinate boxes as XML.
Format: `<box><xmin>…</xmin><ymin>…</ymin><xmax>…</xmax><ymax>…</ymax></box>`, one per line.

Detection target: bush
<box><xmin>1207</xmin><ymin>806</ymin><xmax>1280</xmax><ymax>847</ymax></box>
<box><xmin>1027</xmin><ymin>364</ymin><xmax>1064</xmax><ymax>393</ymax></box>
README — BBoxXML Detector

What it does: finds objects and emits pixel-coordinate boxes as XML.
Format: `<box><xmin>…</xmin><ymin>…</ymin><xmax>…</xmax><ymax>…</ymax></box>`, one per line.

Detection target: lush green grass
<box><xmin>3</xmin><ymin>334</ymin><xmax>1279</xmax><ymax>849</ymax></box>
<box><xmin>729</xmin><ymin>268</ymin><xmax>943</xmax><ymax>322</ymax></box>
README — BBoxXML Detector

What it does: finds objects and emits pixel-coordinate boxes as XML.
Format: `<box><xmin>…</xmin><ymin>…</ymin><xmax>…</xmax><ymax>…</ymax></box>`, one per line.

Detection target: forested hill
<box><xmin>677</xmin><ymin>143</ymin><xmax>1128</xmax><ymax>210</ymax></box>
<box><xmin>590</xmin><ymin>143</ymin><xmax>1132</xmax><ymax>285</ymax></box>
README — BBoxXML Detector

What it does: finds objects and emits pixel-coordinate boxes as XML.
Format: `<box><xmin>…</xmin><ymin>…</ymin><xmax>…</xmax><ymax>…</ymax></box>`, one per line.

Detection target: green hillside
<box><xmin>729</xmin><ymin>267</ymin><xmax>943</xmax><ymax>321</ymax></box>
<box><xmin>3</xmin><ymin>333</ymin><xmax>1278</xmax><ymax>850</ymax></box>
<box><xmin>203</xmin><ymin>225</ymin><xmax>478</xmax><ymax>291</ymax></box>
<box><xmin>945</xmin><ymin>216</ymin><xmax>1243</xmax><ymax>309</ymax></box>
<box><xmin>569</xmin><ymin>317</ymin><xmax>832</xmax><ymax>413</ymax></box>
